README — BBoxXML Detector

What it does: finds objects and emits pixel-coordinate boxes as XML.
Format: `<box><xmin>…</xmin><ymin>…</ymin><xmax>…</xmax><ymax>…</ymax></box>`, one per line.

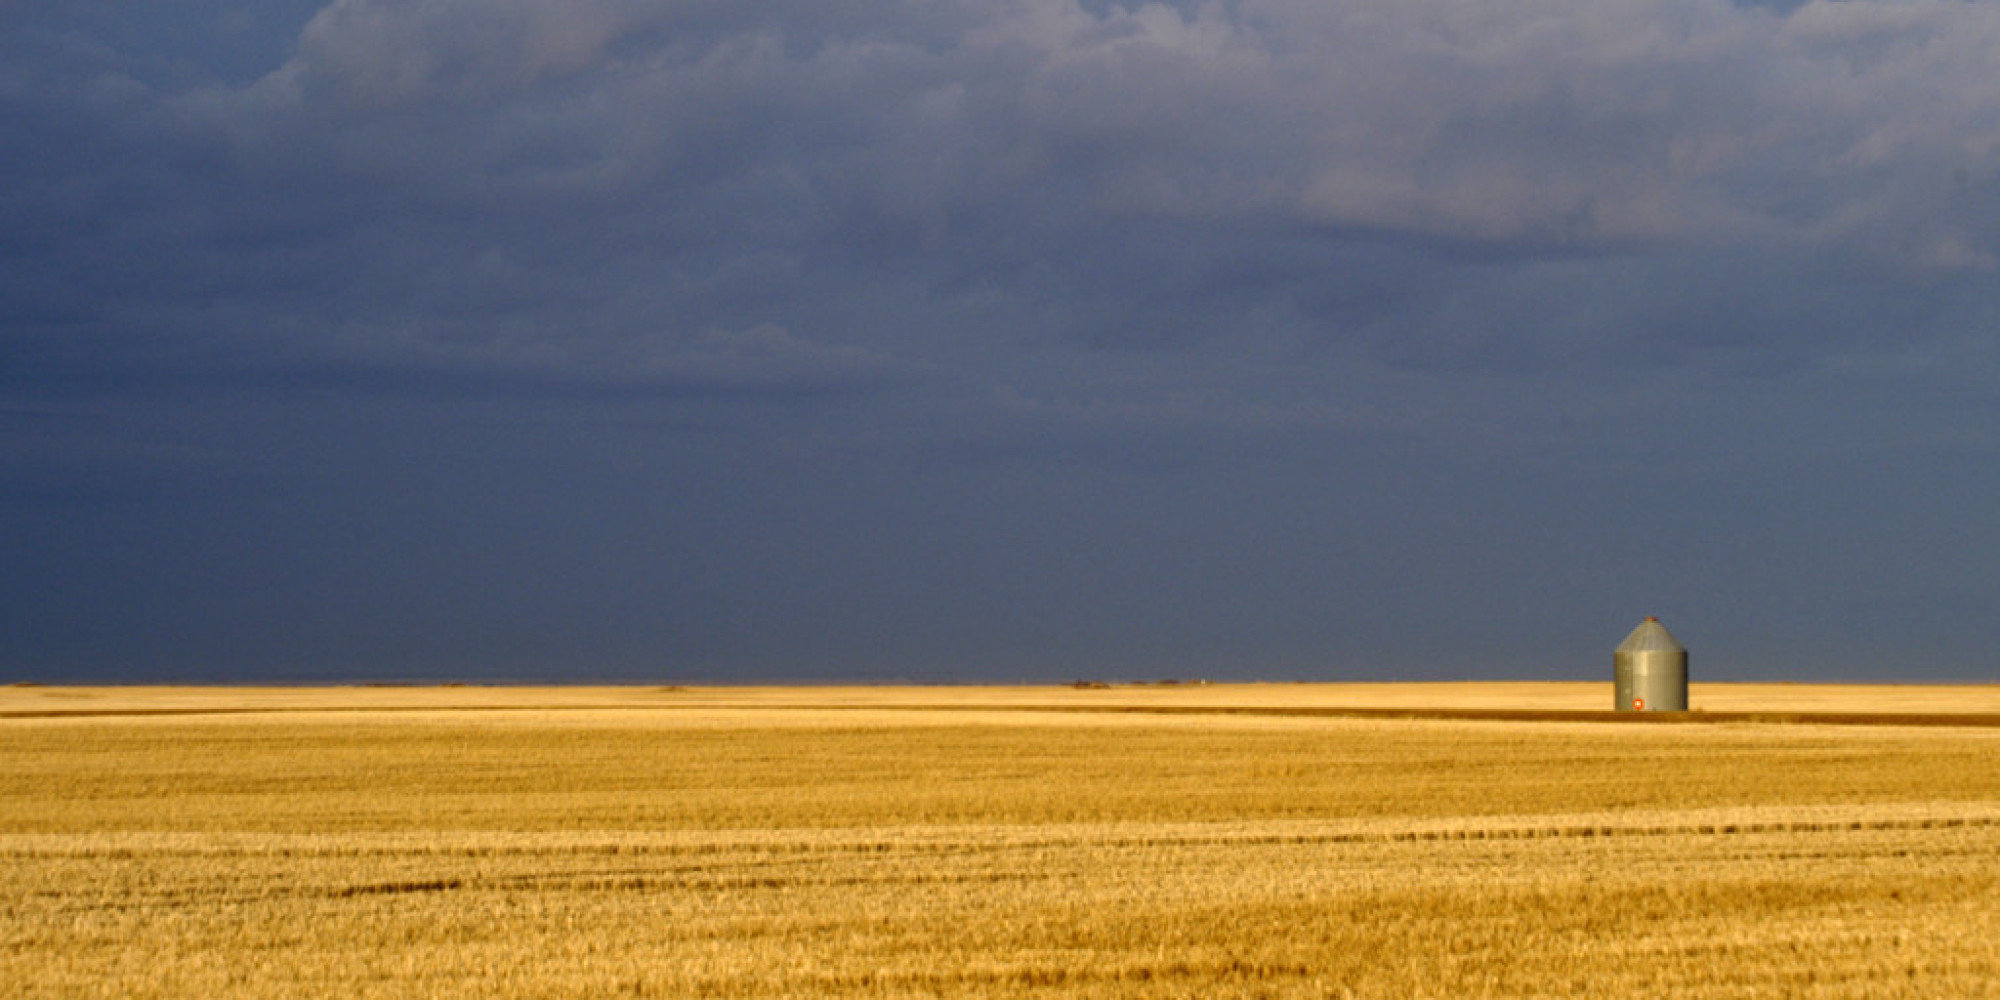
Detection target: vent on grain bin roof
<box><xmin>1614</xmin><ymin>617</ymin><xmax>1688</xmax><ymax>712</ymax></box>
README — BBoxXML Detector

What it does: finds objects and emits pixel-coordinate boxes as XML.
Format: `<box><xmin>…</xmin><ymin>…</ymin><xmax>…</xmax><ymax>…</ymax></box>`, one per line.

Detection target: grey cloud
<box><xmin>267</xmin><ymin>0</ymin><xmax>656</xmax><ymax>109</ymax></box>
<box><xmin>193</xmin><ymin>0</ymin><xmax>2000</xmax><ymax>250</ymax></box>
<box><xmin>13</xmin><ymin>1</ymin><xmax>2000</xmax><ymax>407</ymax></box>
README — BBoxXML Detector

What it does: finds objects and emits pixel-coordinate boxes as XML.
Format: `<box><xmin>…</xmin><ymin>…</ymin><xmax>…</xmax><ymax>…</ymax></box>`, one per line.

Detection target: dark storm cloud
<box><xmin>7</xmin><ymin>0</ymin><xmax>2000</xmax><ymax>681</ymax></box>
<box><xmin>15</xmin><ymin>0</ymin><xmax>2000</xmax><ymax>384</ymax></box>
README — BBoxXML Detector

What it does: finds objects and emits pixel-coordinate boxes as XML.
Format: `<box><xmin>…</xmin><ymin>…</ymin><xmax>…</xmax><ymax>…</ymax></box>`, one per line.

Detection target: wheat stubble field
<box><xmin>3</xmin><ymin>683</ymin><xmax>1999</xmax><ymax>998</ymax></box>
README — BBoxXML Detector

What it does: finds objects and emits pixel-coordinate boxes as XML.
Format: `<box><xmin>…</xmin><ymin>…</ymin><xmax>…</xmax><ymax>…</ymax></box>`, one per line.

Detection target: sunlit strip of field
<box><xmin>3</xmin><ymin>691</ymin><xmax>1998</xmax><ymax>997</ymax></box>
<box><xmin>7</xmin><ymin>680</ymin><xmax>2000</xmax><ymax>717</ymax></box>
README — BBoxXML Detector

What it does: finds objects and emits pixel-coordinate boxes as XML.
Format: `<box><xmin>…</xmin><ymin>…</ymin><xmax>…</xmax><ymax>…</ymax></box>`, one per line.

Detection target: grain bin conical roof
<box><xmin>1616</xmin><ymin>617</ymin><xmax>1684</xmax><ymax>654</ymax></box>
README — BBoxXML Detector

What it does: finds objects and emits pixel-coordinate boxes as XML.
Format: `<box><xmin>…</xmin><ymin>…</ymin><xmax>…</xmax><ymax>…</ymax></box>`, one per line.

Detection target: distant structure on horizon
<box><xmin>1614</xmin><ymin>617</ymin><xmax>1688</xmax><ymax>712</ymax></box>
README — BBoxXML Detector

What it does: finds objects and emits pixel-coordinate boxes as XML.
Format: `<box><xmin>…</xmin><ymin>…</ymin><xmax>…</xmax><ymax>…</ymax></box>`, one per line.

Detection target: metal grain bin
<box><xmin>1614</xmin><ymin>617</ymin><xmax>1687</xmax><ymax>712</ymax></box>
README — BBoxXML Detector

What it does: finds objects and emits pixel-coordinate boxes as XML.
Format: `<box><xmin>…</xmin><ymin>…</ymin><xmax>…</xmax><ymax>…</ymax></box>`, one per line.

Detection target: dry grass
<box><xmin>3</xmin><ymin>684</ymin><xmax>1998</xmax><ymax>997</ymax></box>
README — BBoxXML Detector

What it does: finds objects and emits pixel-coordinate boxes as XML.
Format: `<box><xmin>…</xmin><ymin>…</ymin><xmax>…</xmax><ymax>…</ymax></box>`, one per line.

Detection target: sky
<box><xmin>4</xmin><ymin>0</ymin><xmax>1999</xmax><ymax>685</ymax></box>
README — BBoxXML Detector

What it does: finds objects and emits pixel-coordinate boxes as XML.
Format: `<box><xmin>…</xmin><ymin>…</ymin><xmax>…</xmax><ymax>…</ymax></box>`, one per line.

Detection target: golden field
<box><xmin>2</xmin><ymin>682</ymin><xmax>1998</xmax><ymax>998</ymax></box>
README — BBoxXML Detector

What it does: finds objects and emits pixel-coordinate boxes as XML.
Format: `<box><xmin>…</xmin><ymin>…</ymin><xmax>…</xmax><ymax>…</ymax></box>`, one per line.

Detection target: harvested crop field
<box><xmin>3</xmin><ymin>683</ymin><xmax>1997</xmax><ymax>997</ymax></box>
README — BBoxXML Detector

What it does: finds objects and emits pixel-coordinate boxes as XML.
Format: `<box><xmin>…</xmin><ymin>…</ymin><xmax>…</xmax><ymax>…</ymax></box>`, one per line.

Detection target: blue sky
<box><xmin>5</xmin><ymin>0</ymin><xmax>1999</xmax><ymax>683</ymax></box>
